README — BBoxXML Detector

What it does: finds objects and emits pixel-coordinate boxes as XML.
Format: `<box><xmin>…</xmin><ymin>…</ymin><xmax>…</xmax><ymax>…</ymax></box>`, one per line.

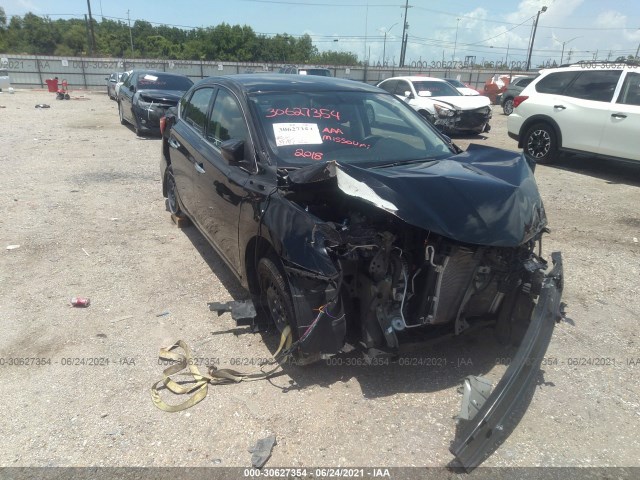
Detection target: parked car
<box><xmin>105</xmin><ymin>72</ymin><xmax>124</xmax><ymax>100</ymax></box>
<box><xmin>160</xmin><ymin>74</ymin><xmax>563</xmax><ymax>469</ymax></box>
<box><xmin>377</xmin><ymin>76</ymin><xmax>492</xmax><ymax>134</ymax></box>
<box><xmin>508</xmin><ymin>62</ymin><xmax>640</xmax><ymax>164</ymax></box>
<box><xmin>114</xmin><ymin>70</ymin><xmax>131</xmax><ymax>99</ymax></box>
<box><xmin>117</xmin><ymin>70</ymin><xmax>193</xmax><ymax>136</ymax></box>
<box><xmin>0</xmin><ymin>68</ymin><xmax>10</xmax><ymax>91</ymax></box>
<box><xmin>443</xmin><ymin>78</ymin><xmax>480</xmax><ymax>95</ymax></box>
<box><xmin>497</xmin><ymin>76</ymin><xmax>537</xmax><ymax>115</ymax></box>
<box><xmin>278</xmin><ymin>64</ymin><xmax>332</xmax><ymax>76</ymax></box>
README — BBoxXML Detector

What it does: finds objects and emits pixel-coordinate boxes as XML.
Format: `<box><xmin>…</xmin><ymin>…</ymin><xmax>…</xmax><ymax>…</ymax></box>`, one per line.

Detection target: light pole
<box><xmin>560</xmin><ymin>36</ymin><xmax>581</xmax><ymax>64</ymax></box>
<box><xmin>525</xmin><ymin>5</ymin><xmax>547</xmax><ymax>71</ymax></box>
<box><xmin>452</xmin><ymin>18</ymin><xmax>460</xmax><ymax>62</ymax></box>
<box><xmin>382</xmin><ymin>22</ymin><xmax>398</xmax><ymax>66</ymax></box>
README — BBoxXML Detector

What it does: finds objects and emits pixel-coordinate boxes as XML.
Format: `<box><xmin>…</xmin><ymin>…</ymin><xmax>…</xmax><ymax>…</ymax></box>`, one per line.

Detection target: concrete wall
<box><xmin>0</xmin><ymin>54</ymin><xmax>525</xmax><ymax>92</ymax></box>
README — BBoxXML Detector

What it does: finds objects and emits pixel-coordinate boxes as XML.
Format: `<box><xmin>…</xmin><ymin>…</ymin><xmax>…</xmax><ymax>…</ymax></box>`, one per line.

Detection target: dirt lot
<box><xmin>0</xmin><ymin>89</ymin><xmax>639</xmax><ymax>473</ymax></box>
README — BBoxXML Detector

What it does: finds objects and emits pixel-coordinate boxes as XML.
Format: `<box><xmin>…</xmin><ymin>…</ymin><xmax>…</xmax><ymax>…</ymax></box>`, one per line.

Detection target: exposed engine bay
<box><xmin>285</xmin><ymin>184</ymin><xmax>547</xmax><ymax>357</ymax></box>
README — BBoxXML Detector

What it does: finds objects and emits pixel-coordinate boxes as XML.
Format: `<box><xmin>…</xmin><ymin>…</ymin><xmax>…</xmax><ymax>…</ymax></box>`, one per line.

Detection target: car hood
<box><xmin>136</xmin><ymin>89</ymin><xmax>185</xmax><ymax>103</ymax></box>
<box><xmin>286</xmin><ymin>144</ymin><xmax>546</xmax><ymax>247</ymax></box>
<box><xmin>457</xmin><ymin>87</ymin><xmax>480</xmax><ymax>96</ymax></box>
<box><xmin>430</xmin><ymin>95</ymin><xmax>490</xmax><ymax>110</ymax></box>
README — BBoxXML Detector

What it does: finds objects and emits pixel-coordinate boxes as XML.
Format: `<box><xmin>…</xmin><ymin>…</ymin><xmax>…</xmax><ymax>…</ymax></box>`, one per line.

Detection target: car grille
<box><xmin>457</xmin><ymin>107</ymin><xmax>491</xmax><ymax>129</ymax></box>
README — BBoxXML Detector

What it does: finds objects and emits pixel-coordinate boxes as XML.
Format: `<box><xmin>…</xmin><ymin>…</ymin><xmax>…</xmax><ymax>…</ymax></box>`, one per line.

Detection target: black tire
<box><xmin>118</xmin><ymin>102</ymin><xmax>127</xmax><ymax>125</ymax></box>
<box><xmin>257</xmin><ymin>256</ymin><xmax>296</xmax><ymax>335</ymax></box>
<box><xmin>523</xmin><ymin>122</ymin><xmax>557</xmax><ymax>164</ymax></box>
<box><xmin>503</xmin><ymin>98</ymin><xmax>514</xmax><ymax>115</ymax></box>
<box><xmin>165</xmin><ymin>166</ymin><xmax>182</xmax><ymax>216</ymax></box>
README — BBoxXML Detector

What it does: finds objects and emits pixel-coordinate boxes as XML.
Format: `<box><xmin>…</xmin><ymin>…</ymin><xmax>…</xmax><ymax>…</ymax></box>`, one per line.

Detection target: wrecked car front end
<box><xmin>165</xmin><ymin>77</ymin><xmax>563</xmax><ymax>469</ymax></box>
<box><xmin>270</xmin><ymin>148</ymin><xmax>563</xmax><ymax>469</ymax></box>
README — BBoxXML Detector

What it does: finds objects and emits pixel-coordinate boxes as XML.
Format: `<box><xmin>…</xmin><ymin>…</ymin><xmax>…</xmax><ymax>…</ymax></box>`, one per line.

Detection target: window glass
<box><xmin>411</xmin><ymin>80</ymin><xmax>460</xmax><ymax>97</ymax></box>
<box><xmin>136</xmin><ymin>73</ymin><xmax>193</xmax><ymax>91</ymax></box>
<box><xmin>535</xmin><ymin>71</ymin><xmax>579</xmax><ymax>94</ymax></box>
<box><xmin>207</xmin><ymin>89</ymin><xmax>248</xmax><ymax>146</ymax></box>
<box><xmin>517</xmin><ymin>77</ymin><xmax>534</xmax><ymax>88</ymax></box>
<box><xmin>378</xmin><ymin>80</ymin><xmax>398</xmax><ymax>94</ymax></box>
<box><xmin>249</xmin><ymin>90</ymin><xmax>453</xmax><ymax>168</ymax></box>
<box><xmin>564</xmin><ymin>70</ymin><xmax>621</xmax><ymax>102</ymax></box>
<box><xmin>616</xmin><ymin>72</ymin><xmax>640</xmax><ymax>106</ymax></box>
<box><xmin>183</xmin><ymin>88</ymin><xmax>214</xmax><ymax>134</ymax></box>
<box><xmin>395</xmin><ymin>81</ymin><xmax>412</xmax><ymax>96</ymax></box>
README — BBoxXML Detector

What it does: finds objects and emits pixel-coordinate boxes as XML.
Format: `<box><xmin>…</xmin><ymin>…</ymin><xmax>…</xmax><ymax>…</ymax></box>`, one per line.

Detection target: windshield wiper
<box><xmin>373</xmin><ymin>158</ymin><xmax>438</xmax><ymax>169</ymax></box>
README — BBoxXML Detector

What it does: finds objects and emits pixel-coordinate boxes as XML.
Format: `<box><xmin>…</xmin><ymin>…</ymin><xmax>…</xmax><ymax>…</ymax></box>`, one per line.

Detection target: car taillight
<box><xmin>513</xmin><ymin>96</ymin><xmax>528</xmax><ymax>108</ymax></box>
<box><xmin>160</xmin><ymin>116</ymin><xmax>166</xmax><ymax>135</ymax></box>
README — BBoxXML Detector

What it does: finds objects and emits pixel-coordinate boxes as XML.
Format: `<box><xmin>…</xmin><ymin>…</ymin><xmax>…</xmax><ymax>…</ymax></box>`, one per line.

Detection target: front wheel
<box><xmin>503</xmin><ymin>98</ymin><xmax>514</xmax><ymax>115</ymax></box>
<box><xmin>258</xmin><ymin>256</ymin><xmax>296</xmax><ymax>335</ymax></box>
<box><xmin>523</xmin><ymin>122</ymin><xmax>557</xmax><ymax>164</ymax></box>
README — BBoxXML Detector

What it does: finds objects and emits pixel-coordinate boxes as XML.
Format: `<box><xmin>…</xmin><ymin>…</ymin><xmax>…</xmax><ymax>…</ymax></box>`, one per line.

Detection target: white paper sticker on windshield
<box><xmin>273</xmin><ymin>123</ymin><xmax>322</xmax><ymax>146</ymax></box>
<box><xmin>143</xmin><ymin>74</ymin><xmax>158</xmax><ymax>81</ymax></box>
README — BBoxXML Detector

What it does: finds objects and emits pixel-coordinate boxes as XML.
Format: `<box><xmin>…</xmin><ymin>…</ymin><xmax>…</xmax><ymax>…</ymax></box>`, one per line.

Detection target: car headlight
<box><xmin>434</xmin><ymin>104</ymin><xmax>457</xmax><ymax>117</ymax></box>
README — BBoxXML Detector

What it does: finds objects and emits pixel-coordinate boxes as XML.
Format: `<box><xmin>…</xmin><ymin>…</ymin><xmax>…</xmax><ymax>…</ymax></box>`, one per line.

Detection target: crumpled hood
<box><xmin>430</xmin><ymin>94</ymin><xmax>490</xmax><ymax>110</ymax></box>
<box><xmin>286</xmin><ymin>144</ymin><xmax>547</xmax><ymax>247</ymax></box>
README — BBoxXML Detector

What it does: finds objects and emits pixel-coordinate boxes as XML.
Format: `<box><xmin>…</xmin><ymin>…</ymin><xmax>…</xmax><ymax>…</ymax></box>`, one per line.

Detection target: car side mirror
<box><xmin>220</xmin><ymin>139</ymin><xmax>245</xmax><ymax>165</ymax></box>
<box><xmin>404</xmin><ymin>90</ymin><xmax>414</xmax><ymax>99</ymax></box>
<box><xmin>129</xmin><ymin>85</ymin><xmax>136</xmax><ymax>93</ymax></box>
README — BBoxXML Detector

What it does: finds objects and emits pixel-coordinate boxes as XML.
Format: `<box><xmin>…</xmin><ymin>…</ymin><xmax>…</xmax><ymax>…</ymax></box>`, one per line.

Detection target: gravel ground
<box><xmin>0</xmin><ymin>89</ymin><xmax>639</xmax><ymax>473</ymax></box>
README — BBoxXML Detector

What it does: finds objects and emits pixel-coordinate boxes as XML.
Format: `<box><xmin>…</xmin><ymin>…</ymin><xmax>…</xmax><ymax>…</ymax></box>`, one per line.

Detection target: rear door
<box><xmin>599</xmin><ymin>71</ymin><xmax>640</xmax><ymax>161</ymax></box>
<box><xmin>552</xmin><ymin>70</ymin><xmax>622</xmax><ymax>153</ymax></box>
<box><xmin>168</xmin><ymin>87</ymin><xmax>217</xmax><ymax>217</ymax></box>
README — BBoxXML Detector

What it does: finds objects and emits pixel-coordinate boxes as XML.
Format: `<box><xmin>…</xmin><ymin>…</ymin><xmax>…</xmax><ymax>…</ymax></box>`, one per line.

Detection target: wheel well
<box><xmin>245</xmin><ymin>236</ymin><xmax>277</xmax><ymax>297</ymax></box>
<box><xmin>518</xmin><ymin>116</ymin><xmax>562</xmax><ymax>149</ymax></box>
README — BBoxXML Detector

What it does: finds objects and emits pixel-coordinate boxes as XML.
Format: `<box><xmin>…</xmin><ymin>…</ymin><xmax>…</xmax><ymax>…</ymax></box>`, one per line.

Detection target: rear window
<box><xmin>564</xmin><ymin>70</ymin><xmax>621</xmax><ymax>102</ymax></box>
<box><xmin>515</xmin><ymin>77</ymin><xmax>534</xmax><ymax>88</ymax></box>
<box><xmin>535</xmin><ymin>71</ymin><xmax>580</xmax><ymax>94</ymax></box>
<box><xmin>137</xmin><ymin>73</ymin><xmax>193</xmax><ymax>91</ymax></box>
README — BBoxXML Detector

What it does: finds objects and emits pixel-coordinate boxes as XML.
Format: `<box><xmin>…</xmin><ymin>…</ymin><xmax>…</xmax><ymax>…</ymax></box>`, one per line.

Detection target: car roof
<box><xmin>382</xmin><ymin>76</ymin><xmax>447</xmax><ymax>83</ymax></box>
<box><xmin>194</xmin><ymin>74</ymin><xmax>383</xmax><ymax>94</ymax></box>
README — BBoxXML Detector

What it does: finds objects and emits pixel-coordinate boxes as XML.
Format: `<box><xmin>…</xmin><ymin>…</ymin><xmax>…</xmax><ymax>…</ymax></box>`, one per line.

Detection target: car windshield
<box><xmin>136</xmin><ymin>73</ymin><xmax>193</xmax><ymax>90</ymax></box>
<box><xmin>249</xmin><ymin>90</ymin><xmax>454</xmax><ymax>168</ymax></box>
<box><xmin>445</xmin><ymin>79</ymin><xmax>466</xmax><ymax>88</ymax></box>
<box><xmin>412</xmin><ymin>80</ymin><xmax>461</xmax><ymax>97</ymax></box>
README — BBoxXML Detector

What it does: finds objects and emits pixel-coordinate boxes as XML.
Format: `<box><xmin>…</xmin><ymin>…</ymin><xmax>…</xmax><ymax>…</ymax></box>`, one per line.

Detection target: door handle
<box><xmin>611</xmin><ymin>113</ymin><xmax>627</xmax><ymax>119</ymax></box>
<box><xmin>553</xmin><ymin>105</ymin><xmax>566</xmax><ymax>110</ymax></box>
<box><xmin>195</xmin><ymin>162</ymin><xmax>206</xmax><ymax>174</ymax></box>
<box><xmin>168</xmin><ymin>137</ymin><xmax>180</xmax><ymax>149</ymax></box>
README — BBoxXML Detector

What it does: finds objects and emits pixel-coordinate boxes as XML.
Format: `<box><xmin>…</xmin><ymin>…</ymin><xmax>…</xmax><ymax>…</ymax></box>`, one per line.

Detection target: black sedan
<box><xmin>160</xmin><ymin>74</ymin><xmax>563</xmax><ymax>469</ymax></box>
<box><xmin>118</xmin><ymin>70</ymin><xmax>193</xmax><ymax>136</ymax></box>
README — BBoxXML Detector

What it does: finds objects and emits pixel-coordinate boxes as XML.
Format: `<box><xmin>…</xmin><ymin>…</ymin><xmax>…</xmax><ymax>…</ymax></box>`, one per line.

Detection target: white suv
<box><xmin>507</xmin><ymin>62</ymin><xmax>640</xmax><ymax>164</ymax></box>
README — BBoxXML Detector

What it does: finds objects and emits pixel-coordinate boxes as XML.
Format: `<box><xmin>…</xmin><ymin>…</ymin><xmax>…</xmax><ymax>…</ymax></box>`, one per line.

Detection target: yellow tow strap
<box><xmin>151</xmin><ymin>326</ymin><xmax>293</xmax><ymax>412</ymax></box>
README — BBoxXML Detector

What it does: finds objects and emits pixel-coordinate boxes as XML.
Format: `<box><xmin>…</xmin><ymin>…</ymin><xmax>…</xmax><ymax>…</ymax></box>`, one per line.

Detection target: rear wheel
<box><xmin>523</xmin><ymin>122</ymin><xmax>557</xmax><ymax>164</ymax></box>
<box><xmin>503</xmin><ymin>98</ymin><xmax>514</xmax><ymax>115</ymax></box>
<box><xmin>258</xmin><ymin>256</ymin><xmax>296</xmax><ymax>335</ymax></box>
<box><xmin>165</xmin><ymin>166</ymin><xmax>182</xmax><ymax>216</ymax></box>
<box><xmin>118</xmin><ymin>102</ymin><xmax>127</xmax><ymax>125</ymax></box>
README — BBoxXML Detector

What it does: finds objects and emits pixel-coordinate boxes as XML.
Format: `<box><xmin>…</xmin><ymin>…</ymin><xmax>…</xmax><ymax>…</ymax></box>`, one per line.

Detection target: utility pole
<box><xmin>86</xmin><ymin>0</ymin><xmax>96</xmax><ymax>55</ymax></box>
<box><xmin>635</xmin><ymin>41</ymin><xmax>640</xmax><ymax>59</ymax></box>
<box><xmin>399</xmin><ymin>0</ymin><xmax>411</xmax><ymax>67</ymax></box>
<box><xmin>127</xmin><ymin>10</ymin><xmax>135</xmax><ymax>59</ymax></box>
<box><xmin>525</xmin><ymin>6</ymin><xmax>547</xmax><ymax>70</ymax></box>
<box><xmin>84</xmin><ymin>14</ymin><xmax>92</xmax><ymax>55</ymax></box>
<box><xmin>452</xmin><ymin>18</ymin><xmax>460</xmax><ymax>62</ymax></box>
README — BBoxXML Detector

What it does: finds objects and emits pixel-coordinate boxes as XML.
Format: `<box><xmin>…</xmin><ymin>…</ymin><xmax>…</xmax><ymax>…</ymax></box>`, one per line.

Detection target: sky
<box><xmin>3</xmin><ymin>0</ymin><xmax>640</xmax><ymax>66</ymax></box>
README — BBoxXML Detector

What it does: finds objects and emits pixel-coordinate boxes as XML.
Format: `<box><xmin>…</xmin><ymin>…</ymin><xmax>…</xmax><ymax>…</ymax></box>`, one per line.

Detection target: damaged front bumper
<box><xmin>449</xmin><ymin>252</ymin><xmax>563</xmax><ymax>470</ymax></box>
